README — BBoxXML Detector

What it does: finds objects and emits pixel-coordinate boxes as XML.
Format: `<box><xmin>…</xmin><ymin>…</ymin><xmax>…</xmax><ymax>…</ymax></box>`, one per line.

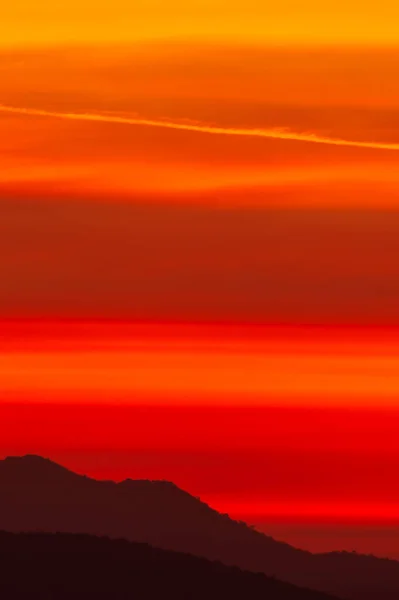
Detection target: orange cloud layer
<box><xmin>3</xmin><ymin>103</ymin><xmax>399</xmax><ymax>151</ymax></box>
<box><xmin>1</xmin><ymin>46</ymin><xmax>399</xmax><ymax>206</ymax></box>
<box><xmin>2</xmin><ymin>199</ymin><xmax>399</xmax><ymax>322</ymax></box>
<box><xmin>2</xmin><ymin>322</ymin><xmax>399</xmax><ymax>406</ymax></box>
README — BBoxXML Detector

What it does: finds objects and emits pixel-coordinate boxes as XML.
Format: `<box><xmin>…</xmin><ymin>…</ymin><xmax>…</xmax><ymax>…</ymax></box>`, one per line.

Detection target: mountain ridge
<box><xmin>0</xmin><ymin>530</ymin><xmax>338</xmax><ymax>600</ymax></box>
<box><xmin>1</xmin><ymin>454</ymin><xmax>399</xmax><ymax>599</ymax></box>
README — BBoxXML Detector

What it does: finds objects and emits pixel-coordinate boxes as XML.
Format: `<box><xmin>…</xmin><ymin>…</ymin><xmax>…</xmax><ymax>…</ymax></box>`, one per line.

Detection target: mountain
<box><xmin>0</xmin><ymin>530</ymin><xmax>337</xmax><ymax>600</ymax></box>
<box><xmin>1</xmin><ymin>455</ymin><xmax>399</xmax><ymax>599</ymax></box>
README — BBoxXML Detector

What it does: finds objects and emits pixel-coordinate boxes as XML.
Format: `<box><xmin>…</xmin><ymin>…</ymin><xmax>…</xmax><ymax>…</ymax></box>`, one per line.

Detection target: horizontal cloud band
<box><xmin>1</xmin><ymin>103</ymin><xmax>399</xmax><ymax>151</ymax></box>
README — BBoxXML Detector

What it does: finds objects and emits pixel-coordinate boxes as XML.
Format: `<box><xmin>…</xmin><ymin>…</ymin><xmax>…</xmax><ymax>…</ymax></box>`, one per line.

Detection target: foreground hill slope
<box><xmin>0</xmin><ymin>531</ymin><xmax>337</xmax><ymax>600</ymax></box>
<box><xmin>1</xmin><ymin>455</ymin><xmax>399</xmax><ymax>599</ymax></box>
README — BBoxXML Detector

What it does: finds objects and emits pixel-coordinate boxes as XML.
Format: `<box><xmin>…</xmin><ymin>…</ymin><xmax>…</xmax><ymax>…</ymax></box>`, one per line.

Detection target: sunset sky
<box><xmin>1</xmin><ymin>0</ymin><xmax>399</xmax><ymax>558</ymax></box>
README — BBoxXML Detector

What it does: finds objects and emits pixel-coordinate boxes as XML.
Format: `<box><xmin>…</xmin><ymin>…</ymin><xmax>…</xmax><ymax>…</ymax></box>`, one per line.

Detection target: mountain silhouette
<box><xmin>0</xmin><ymin>530</ymin><xmax>337</xmax><ymax>600</ymax></box>
<box><xmin>1</xmin><ymin>455</ymin><xmax>399</xmax><ymax>599</ymax></box>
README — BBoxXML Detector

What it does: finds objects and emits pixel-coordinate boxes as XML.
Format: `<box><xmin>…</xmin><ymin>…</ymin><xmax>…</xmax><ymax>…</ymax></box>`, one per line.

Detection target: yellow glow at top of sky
<box><xmin>2</xmin><ymin>0</ymin><xmax>399</xmax><ymax>47</ymax></box>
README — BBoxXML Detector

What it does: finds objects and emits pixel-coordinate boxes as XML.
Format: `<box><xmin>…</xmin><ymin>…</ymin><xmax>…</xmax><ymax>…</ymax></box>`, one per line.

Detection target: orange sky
<box><xmin>1</xmin><ymin>0</ymin><xmax>399</xmax><ymax>555</ymax></box>
<box><xmin>2</xmin><ymin>0</ymin><xmax>399</xmax><ymax>46</ymax></box>
<box><xmin>1</xmin><ymin>45</ymin><xmax>399</xmax><ymax>205</ymax></box>
<box><xmin>2</xmin><ymin>322</ymin><xmax>399</xmax><ymax>406</ymax></box>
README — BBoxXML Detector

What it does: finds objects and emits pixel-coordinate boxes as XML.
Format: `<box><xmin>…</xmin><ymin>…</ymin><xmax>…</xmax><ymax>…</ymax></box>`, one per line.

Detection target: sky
<box><xmin>1</xmin><ymin>0</ymin><xmax>399</xmax><ymax>558</ymax></box>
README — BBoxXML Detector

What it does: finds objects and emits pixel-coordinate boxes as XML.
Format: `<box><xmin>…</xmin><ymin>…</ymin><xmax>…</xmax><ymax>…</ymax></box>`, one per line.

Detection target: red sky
<box><xmin>1</xmin><ymin>7</ymin><xmax>399</xmax><ymax>558</ymax></box>
<box><xmin>2</xmin><ymin>320</ymin><xmax>399</xmax><ymax>559</ymax></box>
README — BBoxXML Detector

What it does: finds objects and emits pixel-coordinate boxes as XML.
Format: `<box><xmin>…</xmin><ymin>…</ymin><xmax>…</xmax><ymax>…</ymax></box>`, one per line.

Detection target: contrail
<box><xmin>1</xmin><ymin>103</ymin><xmax>399</xmax><ymax>151</ymax></box>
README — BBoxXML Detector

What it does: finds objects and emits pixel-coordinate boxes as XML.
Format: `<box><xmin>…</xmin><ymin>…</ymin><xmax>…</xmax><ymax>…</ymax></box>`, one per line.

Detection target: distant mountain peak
<box><xmin>0</xmin><ymin>454</ymin><xmax>80</xmax><ymax>482</ymax></box>
<box><xmin>4</xmin><ymin>454</ymin><xmax>67</xmax><ymax>468</ymax></box>
<box><xmin>5</xmin><ymin>454</ymin><xmax>56</xmax><ymax>464</ymax></box>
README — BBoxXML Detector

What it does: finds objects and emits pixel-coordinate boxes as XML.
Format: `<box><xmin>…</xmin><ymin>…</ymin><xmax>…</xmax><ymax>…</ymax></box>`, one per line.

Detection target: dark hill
<box><xmin>1</xmin><ymin>455</ymin><xmax>399</xmax><ymax>599</ymax></box>
<box><xmin>0</xmin><ymin>530</ymin><xmax>337</xmax><ymax>600</ymax></box>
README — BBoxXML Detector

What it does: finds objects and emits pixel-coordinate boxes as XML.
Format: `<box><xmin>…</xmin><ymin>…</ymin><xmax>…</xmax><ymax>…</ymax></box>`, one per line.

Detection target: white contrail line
<box><xmin>1</xmin><ymin>103</ymin><xmax>399</xmax><ymax>151</ymax></box>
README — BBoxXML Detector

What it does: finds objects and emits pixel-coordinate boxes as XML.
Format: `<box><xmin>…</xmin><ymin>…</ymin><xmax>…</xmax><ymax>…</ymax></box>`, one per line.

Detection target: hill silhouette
<box><xmin>0</xmin><ymin>530</ymin><xmax>337</xmax><ymax>600</ymax></box>
<box><xmin>1</xmin><ymin>455</ymin><xmax>399</xmax><ymax>599</ymax></box>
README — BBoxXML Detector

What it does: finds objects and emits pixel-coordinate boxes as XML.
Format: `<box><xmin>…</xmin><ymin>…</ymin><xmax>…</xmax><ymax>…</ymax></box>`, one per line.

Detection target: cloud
<box><xmin>1</xmin><ymin>198</ymin><xmax>399</xmax><ymax>323</ymax></box>
<box><xmin>1</xmin><ymin>103</ymin><xmax>399</xmax><ymax>152</ymax></box>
